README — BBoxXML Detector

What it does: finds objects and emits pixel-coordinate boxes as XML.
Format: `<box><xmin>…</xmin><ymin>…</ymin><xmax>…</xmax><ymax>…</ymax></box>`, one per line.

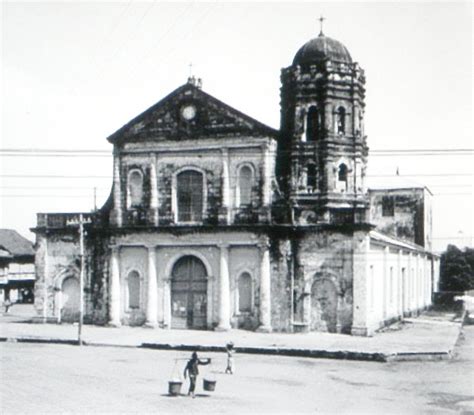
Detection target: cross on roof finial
<box><xmin>318</xmin><ymin>15</ymin><xmax>325</xmax><ymax>37</ymax></box>
<box><xmin>189</xmin><ymin>62</ymin><xmax>193</xmax><ymax>77</ymax></box>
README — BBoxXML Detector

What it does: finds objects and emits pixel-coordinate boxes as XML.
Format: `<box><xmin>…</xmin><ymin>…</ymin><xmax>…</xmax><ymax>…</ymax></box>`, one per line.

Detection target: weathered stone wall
<box><xmin>34</xmin><ymin>230</ymin><xmax>80</xmax><ymax>322</ymax></box>
<box><xmin>114</xmin><ymin>137</ymin><xmax>275</xmax><ymax>227</ymax></box>
<box><xmin>369</xmin><ymin>188</ymin><xmax>426</xmax><ymax>246</ymax></box>
<box><xmin>268</xmin><ymin>237</ymin><xmax>292</xmax><ymax>332</ymax></box>
<box><xmin>294</xmin><ymin>228</ymin><xmax>356</xmax><ymax>334</ymax></box>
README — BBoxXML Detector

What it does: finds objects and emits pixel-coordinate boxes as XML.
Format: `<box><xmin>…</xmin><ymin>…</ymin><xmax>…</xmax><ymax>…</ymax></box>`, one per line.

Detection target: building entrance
<box><xmin>171</xmin><ymin>255</ymin><xmax>208</xmax><ymax>329</ymax></box>
<box><xmin>61</xmin><ymin>276</ymin><xmax>80</xmax><ymax>323</ymax></box>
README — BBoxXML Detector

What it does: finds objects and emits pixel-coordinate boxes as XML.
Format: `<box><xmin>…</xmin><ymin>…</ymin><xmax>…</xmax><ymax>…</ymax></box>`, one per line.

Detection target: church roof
<box><xmin>293</xmin><ymin>34</ymin><xmax>352</xmax><ymax>66</ymax></box>
<box><xmin>107</xmin><ymin>81</ymin><xmax>278</xmax><ymax>144</ymax></box>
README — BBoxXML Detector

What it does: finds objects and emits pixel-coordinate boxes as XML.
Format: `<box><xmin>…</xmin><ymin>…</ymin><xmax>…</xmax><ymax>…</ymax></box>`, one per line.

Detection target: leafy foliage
<box><xmin>440</xmin><ymin>245</ymin><xmax>474</xmax><ymax>291</ymax></box>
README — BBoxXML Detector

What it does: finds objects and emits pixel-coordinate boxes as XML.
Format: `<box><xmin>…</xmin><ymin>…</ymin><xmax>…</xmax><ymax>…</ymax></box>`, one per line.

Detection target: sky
<box><xmin>1</xmin><ymin>0</ymin><xmax>472</xmax><ymax>253</ymax></box>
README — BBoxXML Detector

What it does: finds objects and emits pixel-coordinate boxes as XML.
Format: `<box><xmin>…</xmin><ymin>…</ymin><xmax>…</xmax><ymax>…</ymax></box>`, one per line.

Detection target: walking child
<box><xmin>225</xmin><ymin>342</ymin><xmax>234</xmax><ymax>374</ymax></box>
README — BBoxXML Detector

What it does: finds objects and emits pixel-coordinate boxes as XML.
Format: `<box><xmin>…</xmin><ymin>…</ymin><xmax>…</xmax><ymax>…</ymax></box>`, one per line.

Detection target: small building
<box><xmin>369</xmin><ymin>185</ymin><xmax>433</xmax><ymax>251</ymax></box>
<box><xmin>0</xmin><ymin>229</ymin><xmax>35</xmax><ymax>304</ymax></box>
<box><xmin>32</xmin><ymin>30</ymin><xmax>440</xmax><ymax>335</ymax></box>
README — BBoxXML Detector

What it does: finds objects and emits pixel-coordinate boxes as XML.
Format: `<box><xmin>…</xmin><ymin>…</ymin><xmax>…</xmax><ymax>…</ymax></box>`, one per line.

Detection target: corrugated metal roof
<box><xmin>0</xmin><ymin>229</ymin><xmax>35</xmax><ymax>257</ymax></box>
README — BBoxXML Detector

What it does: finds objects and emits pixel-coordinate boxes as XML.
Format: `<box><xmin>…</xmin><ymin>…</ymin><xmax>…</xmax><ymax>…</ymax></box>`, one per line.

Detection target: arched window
<box><xmin>128</xmin><ymin>170</ymin><xmax>143</xmax><ymax>207</ymax></box>
<box><xmin>306</xmin><ymin>106</ymin><xmax>319</xmax><ymax>142</ymax></box>
<box><xmin>307</xmin><ymin>162</ymin><xmax>317</xmax><ymax>191</ymax></box>
<box><xmin>238</xmin><ymin>272</ymin><xmax>252</xmax><ymax>313</ymax></box>
<box><xmin>127</xmin><ymin>271</ymin><xmax>140</xmax><ymax>309</ymax></box>
<box><xmin>238</xmin><ymin>166</ymin><xmax>253</xmax><ymax>206</ymax></box>
<box><xmin>336</xmin><ymin>107</ymin><xmax>345</xmax><ymax>135</ymax></box>
<box><xmin>338</xmin><ymin>164</ymin><xmax>348</xmax><ymax>182</ymax></box>
<box><xmin>177</xmin><ymin>170</ymin><xmax>204</xmax><ymax>222</ymax></box>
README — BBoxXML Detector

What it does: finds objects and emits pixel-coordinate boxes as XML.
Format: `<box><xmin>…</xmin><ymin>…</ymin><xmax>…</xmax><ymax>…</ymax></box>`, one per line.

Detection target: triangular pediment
<box><xmin>107</xmin><ymin>82</ymin><xmax>277</xmax><ymax>144</ymax></box>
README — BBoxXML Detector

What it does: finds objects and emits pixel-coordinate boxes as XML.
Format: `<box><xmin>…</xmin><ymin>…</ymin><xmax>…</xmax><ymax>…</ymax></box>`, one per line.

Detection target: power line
<box><xmin>0</xmin><ymin>173</ymin><xmax>473</xmax><ymax>180</ymax></box>
<box><xmin>0</xmin><ymin>148</ymin><xmax>473</xmax><ymax>156</ymax></box>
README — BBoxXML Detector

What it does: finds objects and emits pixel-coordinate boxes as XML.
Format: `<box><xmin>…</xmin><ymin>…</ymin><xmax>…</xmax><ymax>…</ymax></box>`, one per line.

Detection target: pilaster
<box><xmin>109</xmin><ymin>246</ymin><xmax>121</xmax><ymax>327</ymax></box>
<box><xmin>145</xmin><ymin>246</ymin><xmax>158</xmax><ymax>328</ymax></box>
<box><xmin>351</xmin><ymin>233</ymin><xmax>371</xmax><ymax>336</ymax></box>
<box><xmin>216</xmin><ymin>244</ymin><xmax>231</xmax><ymax>331</ymax></box>
<box><xmin>219</xmin><ymin>148</ymin><xmax>231</xmax><ymax>224</ymax></box>
<box><xmin>257</xmin><ymin>241</ymin><xmax>272</xmax><ymax>332</ymax></box>
<box><xmin>111</xmin><ymin>154</ymin><xmax>123</xmax><ymax>227</ymax></box>
<box><xmin>149</xmin><ymin>154</ymin><xmax>159</xmax><ymax>226</ymax></box>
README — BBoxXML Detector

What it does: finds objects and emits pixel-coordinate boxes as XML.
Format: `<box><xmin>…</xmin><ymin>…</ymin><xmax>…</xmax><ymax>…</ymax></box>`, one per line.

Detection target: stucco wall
<box><xmin>369</xmin><ymin>188</ymin><xmax>426</xmax><ymax>247</ymax></box>
<box><xmin>295</xmin><ymin>229</ymin><xmax>356</xmax><ymax>334</ymax></box>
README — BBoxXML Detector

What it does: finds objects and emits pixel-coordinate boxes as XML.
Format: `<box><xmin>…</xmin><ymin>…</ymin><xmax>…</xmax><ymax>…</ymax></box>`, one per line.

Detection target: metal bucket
<box><xmin>203</xmin><ymin>378</ymin><xmax>216</xmax><ymax>391</ymax></box>
<box><xmin>168</xmin><ymin>381</ymin><xmax>182</xmax><ymax>396</ymax></box>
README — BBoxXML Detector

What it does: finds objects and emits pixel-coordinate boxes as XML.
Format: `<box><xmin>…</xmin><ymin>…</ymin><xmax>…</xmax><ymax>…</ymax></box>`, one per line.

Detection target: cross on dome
<box><xmin>318</xmin><ymin>15</ymin><xmax>326</xmax><ymax>37</ymax></box>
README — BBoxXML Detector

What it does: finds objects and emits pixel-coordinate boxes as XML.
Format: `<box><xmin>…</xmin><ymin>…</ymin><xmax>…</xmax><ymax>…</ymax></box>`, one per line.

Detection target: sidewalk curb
<box><xmin>0</xmin><ymin>318</ymin><xmax>462</xmax><ymax>363</ymax></box>
<box><xmin>140</xmin><ymin>343</ymin><xmax>388</xmax><ymax>362</ymax></box>
<box><xmin>0</xmin><ymin>337</ymin><xmax>79</xmax><ymax>346</ymax></box>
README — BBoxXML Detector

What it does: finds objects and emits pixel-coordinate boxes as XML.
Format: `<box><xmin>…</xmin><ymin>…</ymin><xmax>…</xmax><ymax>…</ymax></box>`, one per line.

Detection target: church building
<box><xmin>32</xmin><ymin>29</ymin><xmax>440</xmax><ymax>336</ymax></box>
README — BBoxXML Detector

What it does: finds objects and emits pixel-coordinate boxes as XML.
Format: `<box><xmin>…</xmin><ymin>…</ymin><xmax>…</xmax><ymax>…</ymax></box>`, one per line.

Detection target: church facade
<box><xmin>33</xmin><ymin>31</ymin><xmax>439</xmax><ymax>336</ymax></box>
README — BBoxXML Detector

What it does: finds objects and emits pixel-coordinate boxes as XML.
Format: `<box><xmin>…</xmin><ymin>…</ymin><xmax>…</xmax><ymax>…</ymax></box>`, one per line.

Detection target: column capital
<box><xmin>257</xmin><ymin>240</ymin><xmax>270</xmax><ymax>251</ymax></box>
<box><xmin>110</xmin><ymin>245</ymin><xmax>121</xmax><ymax>253</ymax></box>
<box><xmin>218</xmin><ymin>243</ymin><xmax>230</xmax><ymax>250</ymax></box>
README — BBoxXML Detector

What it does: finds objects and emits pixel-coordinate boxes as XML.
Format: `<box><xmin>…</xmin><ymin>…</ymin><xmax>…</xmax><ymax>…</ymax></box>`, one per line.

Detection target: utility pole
<box><xmin>67</xmin><ymin>214</ymin><xmax>90</xmax><ymax>346</ymax></box>
<box><xmin>78</xmin><ymin>213</ymin><xmax>85</xmax><ymax>346</ymax></box>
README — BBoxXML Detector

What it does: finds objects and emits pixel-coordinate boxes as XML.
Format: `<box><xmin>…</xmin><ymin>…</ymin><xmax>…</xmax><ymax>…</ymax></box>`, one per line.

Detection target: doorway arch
<box><xmin>311</xmin><ymin>277</ymin><xmax>338</xmax><ymax>333</ymax></box>
<box><xmin>171</xmin><ymin>255</ymin><xmax>208</xmax><ymax>329</ymax></box>
<box><xmin>61</xmin><ymin>276</ymin><xmax>80</xmax><ymax>323</ymax></box>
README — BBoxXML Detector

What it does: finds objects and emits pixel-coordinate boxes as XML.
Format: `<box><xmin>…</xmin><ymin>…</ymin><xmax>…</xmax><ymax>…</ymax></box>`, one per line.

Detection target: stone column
<box><xmin>109</xmin><ymin>246</ymin><xmax>121</xmax><ymax>327</ymax></box>
<box><xmin>149</xmin><ymin>155</ymin><xmax>159</xmax><ymax>226</ymax></box>
<box><xmin>145</xmin><ymin>247</ymin><xmax>158</xmax><ymax>327</ymax></box>
<box><xmin>257</xmin><ymin>241</ymin><xmax>272</xmax><ymax>332</ymax></box>
<box><xmin>216</xmin><ymin>244</ymin><xmax>231</xmax><ymax>331</ymax></box>
<box><xmin>111</xmin><ymin>153</ymin><xmax>123</xmax><ymax>227</ymax></box>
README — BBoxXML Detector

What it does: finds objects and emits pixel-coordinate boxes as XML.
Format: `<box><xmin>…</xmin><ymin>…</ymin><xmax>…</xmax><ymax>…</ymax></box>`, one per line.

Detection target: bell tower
<box><xmin>277</xmin><ymin>24</ymin><xmax>369</xmax><ymax>225</ymax></box>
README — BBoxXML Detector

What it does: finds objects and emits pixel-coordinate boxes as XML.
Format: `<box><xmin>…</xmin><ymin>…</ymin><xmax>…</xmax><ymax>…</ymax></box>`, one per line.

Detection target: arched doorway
<box><xmin>311</xmin><ymin>278</ymin><xmax>338</xmax><ymax>333</ymax></box>
<box><xmin>171</xmin><ymin>255</ymin><xmax>208</xmax><ymax>329</ymax></box>
<box><xmin>61</xmin><ymin>276</ymin><xmax>80</xmax><ymax>323</ymax></box>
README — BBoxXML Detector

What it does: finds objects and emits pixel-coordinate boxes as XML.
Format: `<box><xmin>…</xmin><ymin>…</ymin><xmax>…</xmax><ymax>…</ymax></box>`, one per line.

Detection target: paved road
<box><xmin>1</xmin><ymin>326</ymin><xmax>473</xmax><ymax>414</ymax></box>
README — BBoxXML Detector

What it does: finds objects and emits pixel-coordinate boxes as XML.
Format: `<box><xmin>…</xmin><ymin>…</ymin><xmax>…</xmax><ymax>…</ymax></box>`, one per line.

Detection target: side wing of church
<box><xmin>32</xmin><ymin>31</ymin><xmax>440</xmax><ymax>336</ymax></box>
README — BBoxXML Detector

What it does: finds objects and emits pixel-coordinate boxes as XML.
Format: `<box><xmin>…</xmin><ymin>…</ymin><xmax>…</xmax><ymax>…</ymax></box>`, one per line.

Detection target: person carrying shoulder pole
<box><xmin>183</xmin><ymin>351</ymin><xmax>211</xmax><ymax>398</ymax></box>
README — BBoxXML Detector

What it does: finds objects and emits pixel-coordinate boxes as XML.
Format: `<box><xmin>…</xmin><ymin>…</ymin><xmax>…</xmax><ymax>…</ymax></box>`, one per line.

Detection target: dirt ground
<box><xmin>1</xmin><ymin>325</ymin><xmax>473</xmax><ymax>414</ymax></box>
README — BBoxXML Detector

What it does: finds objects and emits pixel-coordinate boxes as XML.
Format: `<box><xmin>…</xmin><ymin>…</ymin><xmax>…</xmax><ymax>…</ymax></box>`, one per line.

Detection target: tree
<box><xmin>440</xmin><ymin>245</ymin><xmax>474</xmax><ymax>292</ymax></box>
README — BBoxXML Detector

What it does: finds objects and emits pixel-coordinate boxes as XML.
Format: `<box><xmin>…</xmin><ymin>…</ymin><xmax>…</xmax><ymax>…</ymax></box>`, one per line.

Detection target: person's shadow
<box><xmin>161</xmin><ymin>393</ymin><xmax>211</xmax><ymax>398</ymax></box>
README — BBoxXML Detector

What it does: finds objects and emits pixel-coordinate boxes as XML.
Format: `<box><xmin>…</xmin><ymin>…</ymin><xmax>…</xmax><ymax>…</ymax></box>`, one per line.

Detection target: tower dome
<box><xmin>292</xmin><ymin>34</ymin><xmax>352</xmax><ymax>66</ymax></box>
